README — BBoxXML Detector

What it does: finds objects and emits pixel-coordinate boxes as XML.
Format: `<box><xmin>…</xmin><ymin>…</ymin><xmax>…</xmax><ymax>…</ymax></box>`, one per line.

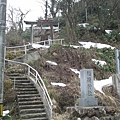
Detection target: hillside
<box><xmin>3</xmin><ymin>40</ymin><xmax>120</xmax><ymax>119</ymax></box>
<box><xmin>27</xmin><ymin>42</ymin><xmax>120</xmax><ymax>119</ymax></box>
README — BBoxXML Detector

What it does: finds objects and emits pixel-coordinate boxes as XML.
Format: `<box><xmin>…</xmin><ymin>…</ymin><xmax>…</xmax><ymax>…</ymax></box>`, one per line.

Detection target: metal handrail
<box><xmin>6</xmin><ymin>39</ymin><xmax>64</xmax><ymax>55</ymax></box>
<box><xmin>5</xmin><ymin>59</ymin><xmax>53</xmax><ymax>119</ymax></box>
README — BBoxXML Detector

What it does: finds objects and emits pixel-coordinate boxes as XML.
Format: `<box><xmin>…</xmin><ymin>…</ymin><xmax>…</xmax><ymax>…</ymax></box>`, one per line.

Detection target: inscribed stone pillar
<box><xmin>79</xmin><ymin>69</ymin><xmax>98</xmax><ymax>107</ymax></box>
<box><xmin>112</xmin><ymin>74</ymin><xmax>120</xmax><ymax>97</ymax></box>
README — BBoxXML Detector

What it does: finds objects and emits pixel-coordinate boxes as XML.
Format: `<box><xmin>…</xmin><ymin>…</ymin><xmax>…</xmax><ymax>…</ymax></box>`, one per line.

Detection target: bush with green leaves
<box><xmin>96</xmin><ymin>48</ymin><xmax>116</xmax><ymax>74</ymax></box>
<box><xmin>102</xmin><ymin>30</ymin><xmax>120</xmax><ymax>43</ymax></box>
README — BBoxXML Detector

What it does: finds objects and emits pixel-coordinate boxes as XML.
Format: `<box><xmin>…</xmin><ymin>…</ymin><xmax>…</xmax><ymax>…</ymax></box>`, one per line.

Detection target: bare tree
<box><xmin>7</xmin><ymin>6</ymin><xmax>18</xmax><ymax>30</ymax></box>
<box><xmin>7</xmin><ymin>6</ymin><xmax>30</xmax><ymax>33</ymax></box>
<box><xmin>17</xmin><ymin>8</ymin><xmax>30</xmax><ymax>34</ymax></box>
<box><xmin>6</xmin><ymin>6</ymin><xmax>30</xmax><ymax>46</ymax></box>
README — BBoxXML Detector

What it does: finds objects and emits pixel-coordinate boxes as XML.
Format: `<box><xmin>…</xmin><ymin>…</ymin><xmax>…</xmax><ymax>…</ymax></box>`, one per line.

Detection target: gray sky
<box><xmin>7</xmin><ymin>0</ymin><xmax>46</xmax><ymax>29</ymax></box>
<box><xmin>7</xmin><ymin>0</ymin><xmax>45</xmax><ymax>21</ymax></box>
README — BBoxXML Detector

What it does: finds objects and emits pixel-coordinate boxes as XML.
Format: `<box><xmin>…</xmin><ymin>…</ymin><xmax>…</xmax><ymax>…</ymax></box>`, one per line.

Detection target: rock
<box><xmin>99</xmin><ymin>107</ymin><xmax>106</xmax><ymax>117</ymax></box>
<box><xmin>91</xmin><ymin>116</ymin><xmax>100</xmax><ymax>120</ymax></box>
<box><xmin>78</xmin><ymin>108</ymin><xmax>88</xmax><ymax>117</ymax></box>
<box><xmin>105</xmin><ymin>106</ymin><xmax>116</xmax><ymax>115</ymax></box>
<box><xmin>87</xmin><ymin>109</ymin><xmax>96</xmax><ymax>117</ymax></box>
<box><xmin>84</xmin><ymin>117</ymin><xmax>90</xmax><ymax>120</ymax></box>
<box><xmin>77</xmin><ymin>118</ymin><xmax>81</xmax><ymax>120</ymax></box>
<box><xmin>53</xmin><ymin>52</ymin><xmax>57</xmax><ymax>56</ymax></box>
<box><xmin>100</xmin><ymin>116</ymin><xmax>110</xmax><ymax>120</ymax></box>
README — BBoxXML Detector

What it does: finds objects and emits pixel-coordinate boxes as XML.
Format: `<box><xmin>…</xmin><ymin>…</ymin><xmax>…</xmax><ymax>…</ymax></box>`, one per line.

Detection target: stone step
<box><xmin>22</xmin><ymin>117</ymin><xmax>48</xmax><ymax>120</ymax></box>
<box><xmin>11</xmin><ymin>77</ymin><xmax>28</xmax><ymax>80</ymax></box>
<box><xmin>15</xmin><ymin>84</ymin><xmax>35</xmax><ymax>88</ymax></box>
<box><xmin>19</xmin><ymin>101</ymin><xmax>43</xmax><ymax>105</ymax></box>
<box><xmin>19</xmin><ymin>104</ymin><xmax>44</xmax><ymax>109</ymax></box>
<box><xmin>7</xmin><ymin>73</ymin><xmax>48</xmax><ymax>120</ymax></box>
<box><xmin>17</xmin><ymin>94</ymin><xmax>40</xmax><ymax>98</ymax></box>
<box><xmin>21</xmin><ymin>112</ymin><xmax>47</xmax><ymax>119</ymax></box>
<box><xmin>16</xmin><ymin>88</ymin><xmax>37</xmax><ymax>91</ymax></box>
<box><xmin>18</xmin><ymin>96</ymin><xmax>41</xmax><ymax>102</ymax></box>
<box><xmin>20</xmin><ymin>108</ymin><xmax>45</xmax><ymax>114</ymax></box>
<box><xmin>7</xmin><ymin>73</ymin><xmax>22</xmax><ymax>77</ymax></box>
<box><xmin>16</xmin><ymin>91</ymin><xmax>39</xmax><ymax>95</ymax></box>
<box><xmin>13</xmin><ymin>80</ymin><xmax>30</xmax><ymax>83</ymax></box>
<box><xmin>15</xmin><ymin>82</ymin><xmax>33</xmax><ymax>85</ymax></box>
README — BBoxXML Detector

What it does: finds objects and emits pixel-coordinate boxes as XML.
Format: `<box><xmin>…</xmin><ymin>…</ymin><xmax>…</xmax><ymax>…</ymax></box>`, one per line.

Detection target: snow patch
<box><xmin>51</xmin><ymin>82</ymin><xmax>66</xmax><ymax>87</ymax></box>
<box><xmin>46</xmin><ymin>61</ymin><xmax>57</xmax><ymax>66</ymax></box>
<box><xmin>79</xmin><ymin>41</ymin><xmax>115</xmax><ymax>49</ymax></box>
<box><xmin>70</xmin><ymin>45</ymin><xmax>81</xmax><ymax>48</ymax></box>
<box><xmin>92</xmin><ymin>59</ymin><xmax>107</xmax><ymax>66</ymax></box>
<box><xmin>78</xmin><ymin>23</ymin><xmax>89</xmax><ymax>27</ymax></box>
<box><xmin>70</xmin><ymin>68</ymin><xmax>80</xmax><ymax>78</ymax></box>
<box><xmin>94</xmin><ymin>76</ymin><xmax>112</xmax><ymax>94</ymax></box>
<box><xmin>105</xmin><ymin>30</ymin><xmax>112</xmax><ymax>34</ymax></box>
<box><xmin>3</xmin><ymin>110</ymin><xmax>9</xmax><ymax>116</ymax></box>
<box><xmin>32</xmin><ymin>43</ymin><xmax>50</xmax><ymax>49</ymax></box>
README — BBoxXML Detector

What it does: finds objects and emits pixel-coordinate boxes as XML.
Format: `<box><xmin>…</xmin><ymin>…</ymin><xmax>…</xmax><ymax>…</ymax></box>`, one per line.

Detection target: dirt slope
<box><xmin>31</xmin><ymin>45</ymin><xmax>120</xmax><ymax>113</ymax></box>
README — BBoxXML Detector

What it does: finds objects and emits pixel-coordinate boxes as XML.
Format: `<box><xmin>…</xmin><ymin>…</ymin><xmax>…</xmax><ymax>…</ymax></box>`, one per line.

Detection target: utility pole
<box><xmin>58</xmin><ymin>0</ymin><xmax>60</xmax><ymax>33</ymax></box>
<box><xmin>0</xmin><ymin>0</ymin><xmax>7</xmax><ymax>116</ymax></box>
<box><xmin>85</xmin><ymin>0</ymin><xmax>88</xmax><ymax>22</ymax></box>
<box><xmin>45</xmin><ymin>0</ymin><xmax>48</xmax><ymax>19</ymax></box>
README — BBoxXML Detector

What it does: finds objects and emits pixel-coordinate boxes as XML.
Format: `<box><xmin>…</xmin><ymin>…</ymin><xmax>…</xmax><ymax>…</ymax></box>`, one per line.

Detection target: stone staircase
<box><xmin>10</xmin><ymin>75</ymin><xmax>49</xmax><ymax>120</ymax></box>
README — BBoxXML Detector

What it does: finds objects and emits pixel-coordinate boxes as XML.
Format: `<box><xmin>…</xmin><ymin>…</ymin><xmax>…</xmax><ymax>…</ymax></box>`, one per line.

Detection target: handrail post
<box><xmin>50</xmin><ymin>107</ymin><xmax>52</xmax><ymax>120</ymax></box>
<box><xmin>48</xmin><ymin>39</ymin><xmax>50</xmax><ymax>46</ymax></box>
<box><xmin>14</xmin><ymin>78</ymin><xmax>15</xmax><ymax>89</ymax></box>
<box><xmin>28</xmin><ymin>66</ymin><xmax>30</xmax><ymax>76</ymax></box>
<box><xmin>115</xmin><ymin>49</ymin><xmax>120</xmax><ymax>74</ymax></box>
<box><xmin>14</xmin><ymin>49</ymin><xmax>16</xmax><ymax>56</ymax></box>
<box><xmin>36</xmin><ymin>72</ymin><xmax>38</xmax><ymax>83</ymax></box>
<box><xmin>61</xmin><ymin>39</ymin><xmax>62</xmax><ymax>45</ymax></box>
<box><xmin>24</xmin><ymin>45</ymin><xmax>27</xmax><ymax>55</ymax></box>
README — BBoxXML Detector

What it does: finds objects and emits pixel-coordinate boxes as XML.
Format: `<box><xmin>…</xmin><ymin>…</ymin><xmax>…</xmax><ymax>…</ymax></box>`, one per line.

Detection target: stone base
<box><xmin>78</xmin><ymin>97</ymin><xmax>98</xmax><ymax>107</ymax></box>
<box><xmin>66</xmin><ymin>106</ymin><xmax>116</xmax><ymax>119</ymax></box>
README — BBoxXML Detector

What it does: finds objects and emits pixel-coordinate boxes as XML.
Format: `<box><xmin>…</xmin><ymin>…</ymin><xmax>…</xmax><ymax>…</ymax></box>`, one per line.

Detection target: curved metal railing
<box><xmin>5</xmin><ymin>59</ymin><xmax>53</xmax><ymax>119</ymax></box>
<box><xmin>6</xmin><ymin>39</ymin><xmax>64</xmax><ymax>56</ymax></box>
<box><xmin>5</xmin><ymin>39</ymin><xmax>64</xmax><ymax>119</ymax></box>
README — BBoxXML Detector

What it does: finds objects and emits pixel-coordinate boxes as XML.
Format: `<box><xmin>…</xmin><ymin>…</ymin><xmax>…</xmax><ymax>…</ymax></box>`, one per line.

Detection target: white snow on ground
<box><xmin>92</xmin><ymin>59</ymin><xmax>107</xmax><ymax>66</ymax></box>
<box><xmin>77</xmin><ymin>23</ymin><xmax>89</xmax><ymax>27</ymax></box>
<box><xmin>70</xmin><ymin>45</ymin><xmax>81</xmax><ymax>48</ymax></box>
<box><xmin>79</xmin><ymin>41</ymin><xmax>115</xmax><ymax>49</ymax></box>
<box><xmin>70</xmin><ymin>68</ymin><xmax>80</xmax><ymax>78</ymax></box>
<box><xmin>32</xmin><ymin>43</ymin><xmax>50</xmax><ymax>49</ymax></box>
<box><xmin>94</xmin><ymin>77</ymin><xmax>112</xmax><ymax>94</ymax></box>
<box><xmin>3</xmin><ymin>110</ymin><xmax>9</xmax><ymax>116</ymax></box>
<box><xmin>51</xmin><ymin>82</ymin><xmax>66</xmax><ymax>87</ymax></box>
<box><xmin>105</xmin><ymin>30</ymin><xmax>112</xmax><ymax>34</ymax></box>
<box><xmin>46</xmin><ymin>61</ymin><xmax>57</xmax><ymax>66</ymax></box>
<box><xmin>70</xmin><ymin>68</ymin><xmax>80</xmax><ymax>74</ymax></box>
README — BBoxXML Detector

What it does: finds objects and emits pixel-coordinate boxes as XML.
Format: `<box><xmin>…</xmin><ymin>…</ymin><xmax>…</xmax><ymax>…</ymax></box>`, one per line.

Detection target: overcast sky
<box><xmin>7</xmin><ymin>0</ymin><xmax>46</xmax><ymax>21</ymax></box>
<box><xmin>6</xmin><ymin>0</ymin><xmax>47</xmax><ymax>29</ymax></box>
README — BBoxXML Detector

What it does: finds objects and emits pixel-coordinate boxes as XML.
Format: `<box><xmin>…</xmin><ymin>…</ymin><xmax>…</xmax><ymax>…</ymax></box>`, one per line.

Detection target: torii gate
<box><xmin>24</xmin><ymin>20</ymin><xmax>58</xmax><ymax>44</ymax></box>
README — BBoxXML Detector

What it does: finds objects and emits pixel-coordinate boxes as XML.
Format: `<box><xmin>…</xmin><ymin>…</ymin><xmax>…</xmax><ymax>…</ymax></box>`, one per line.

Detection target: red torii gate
<box><xmin>24</xmin><ymin>20</ymin><xmax>58</xmax><ymax>43</ymax></box>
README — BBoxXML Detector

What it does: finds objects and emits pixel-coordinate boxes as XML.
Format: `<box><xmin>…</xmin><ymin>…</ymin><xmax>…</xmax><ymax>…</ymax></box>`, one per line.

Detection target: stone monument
<box><xmin>112</xmin><ymin>74</ymin><xmax>120</xmax><ymax>98</ymax></box>
<box><xmin>79</xmin><ymin>69</ymin><xmax>98</xmax><ymax>107</ymax></box>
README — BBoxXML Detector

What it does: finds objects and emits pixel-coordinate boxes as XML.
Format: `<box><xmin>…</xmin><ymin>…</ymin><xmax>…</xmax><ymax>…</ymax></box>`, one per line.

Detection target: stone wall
<box><xmin>66</xmin><ymin>106</ymin><xmax>117</xmax><ymax>120</ymax></box>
